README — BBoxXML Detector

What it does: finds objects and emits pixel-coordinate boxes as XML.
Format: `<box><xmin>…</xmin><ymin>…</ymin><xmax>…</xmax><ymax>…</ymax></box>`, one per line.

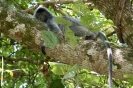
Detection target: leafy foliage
<box><xmin>41</xmin><ymin>30</ymin><xmax>59</xmax><ymax>49</ymax></box>
<box><xmin>54</xmin><ymin>17</ymin><xmax>78</xmax><ymax>46</ymax></box>
<box><xmin>0</xmin><ymin>0</ymin><xmax>133</xmax><ymax>88</ymax></box>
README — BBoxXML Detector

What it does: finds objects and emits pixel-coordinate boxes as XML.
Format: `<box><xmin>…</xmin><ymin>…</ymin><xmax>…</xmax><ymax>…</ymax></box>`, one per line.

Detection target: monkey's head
<box><xmin>34</xmin><ymin>7</ymin><xmax>53</xmax><ymax>23</ymax></box>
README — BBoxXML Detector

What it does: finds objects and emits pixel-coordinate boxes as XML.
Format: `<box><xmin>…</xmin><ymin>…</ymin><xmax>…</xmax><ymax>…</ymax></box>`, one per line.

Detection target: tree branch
<box><xmin>0</xmin><ymin>56</ymin><xmax>46</xmax><ymax>65</ymax></box>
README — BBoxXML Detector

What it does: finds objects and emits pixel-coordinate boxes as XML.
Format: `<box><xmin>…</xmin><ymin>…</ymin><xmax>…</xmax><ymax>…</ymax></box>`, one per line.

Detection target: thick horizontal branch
<box><xmin>45</xmin><ymin>41</ymin><xmax>133</xmax><ymax>80</ymax></box>
<box><xmin>0</xmin><ymin>1</ymin><xmax>133</xmax><ymax>80</ymax></box>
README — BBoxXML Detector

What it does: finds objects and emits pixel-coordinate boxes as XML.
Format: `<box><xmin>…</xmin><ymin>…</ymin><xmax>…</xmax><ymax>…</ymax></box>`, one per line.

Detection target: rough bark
<box><xmin>0</xmin><ymin>1</ymin><xmax>133</xmax><ymax>80</ymax></box>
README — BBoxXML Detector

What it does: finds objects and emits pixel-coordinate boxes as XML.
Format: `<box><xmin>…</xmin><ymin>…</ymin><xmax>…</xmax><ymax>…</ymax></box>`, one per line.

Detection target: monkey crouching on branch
<box><xmin>34</xmin><ymin>7</ymin><xmax>113</xmax><ymax>87</ymax></box>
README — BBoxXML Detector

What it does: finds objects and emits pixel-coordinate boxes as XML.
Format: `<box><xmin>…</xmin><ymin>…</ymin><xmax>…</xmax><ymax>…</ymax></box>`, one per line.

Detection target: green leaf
<box><xmin>63</xmin><ymin>64</ymin><xmax>79</xmax><ymax>79</ymax></box>
<box><xmin>49</xmin><ymin>79</ymin><xmax>64</xmax><ymax>88</ymax></box>
<box><xmin>67</xmin><ymin>64</ymin><xmax>79</xmax><ymax>72</ymax></box>
<box><xmin>54</xmin><ymin>17</ymin><xmax>77</xmax><ymax>46</ymax></box>
<box><xmin>41</xmin><ymin>30</ymin><xmax>59</xmax><ymax>49</ymax></box>
<box><xmin>65</xmin><ymin>26</ymin><xmax>78</xmax><ymax>46</ymax></box>
<box><xmin>63</xmin><ymin>71</ymin><xmax>76</xmax><ymax>79</ymax></box>
<box><xmin>51</xmin><ymin>63</ymin><xmax>68</xmax><ymax>75</ymax></box>
<box><xmin>124</xmin><ymin>74</ymin><xmax>133</xmax><ymax>84</ymax></box>
<box><xmin>54</xmin><ymin>17</ymin><xmax>72</xmax><ymax>26</ymax></box>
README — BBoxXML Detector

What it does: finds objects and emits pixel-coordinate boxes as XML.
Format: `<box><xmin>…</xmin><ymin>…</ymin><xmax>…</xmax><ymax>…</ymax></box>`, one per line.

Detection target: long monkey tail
<box><xmin>97</xmin><ymin>32</ymin><xmax>112</xmax><ymax>88</ymax></box>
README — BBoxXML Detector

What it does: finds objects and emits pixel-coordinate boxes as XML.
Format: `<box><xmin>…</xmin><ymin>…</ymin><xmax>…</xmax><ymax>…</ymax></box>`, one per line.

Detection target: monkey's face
<box><xmin>35</xmin><ymin>8</ymin><xmax>52</xmax><ymax>23</ymax></box>
<box><xmin>35</xmin><ymin>12</ymin><xmax>48</xmax><ymax>23</ymax></box>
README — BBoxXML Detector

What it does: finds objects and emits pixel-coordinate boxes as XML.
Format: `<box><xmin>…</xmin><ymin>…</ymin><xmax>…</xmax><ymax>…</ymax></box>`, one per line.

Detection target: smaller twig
<box><xmin>1</xmin><ymin>56</ymin><xmax>45</xmax><ymax>65</ymax></box>
<box><xmin>102</xmin><ymin>26</ymin><xmax>114</xmax><ymax>32</ymax></box>
<box><xmin>38</xmin><ymin>1</ymin><xmax>75</xmax><ymax>6</ymax></box>
<box><xmin>22</xmin><ymin>4</ymin><xmax>39</xmax><ymax>13</ymax></box>
<box><xmin>107</xmin><ymin>31</ymin><xmax>116</xmax><ymax>37</ymax></box>
<box><xmin>54</xmin><ymin>7</ymin><xmax>67</xmax><ymax>16</ymax></box>
<box><xmin>23</xmin><ymin>1</ymin><xmax>75</xmax><ymax>14</ymax></box>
